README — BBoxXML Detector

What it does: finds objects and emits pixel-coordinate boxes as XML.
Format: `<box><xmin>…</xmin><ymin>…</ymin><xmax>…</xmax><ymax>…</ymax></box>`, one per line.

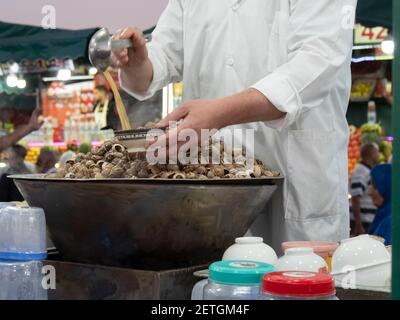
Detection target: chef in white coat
<box><xmin>112</xmin><ymin>0</ymin><xmax>357</xmax><ymax>248</ymax></box>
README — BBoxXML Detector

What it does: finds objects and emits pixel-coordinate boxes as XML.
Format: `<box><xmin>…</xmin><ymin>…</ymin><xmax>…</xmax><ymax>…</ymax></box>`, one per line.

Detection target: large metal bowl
<box><xmin>12</xmin><ymin>174</ymin><xmax>281</xmax><ymax>270</ymax></box>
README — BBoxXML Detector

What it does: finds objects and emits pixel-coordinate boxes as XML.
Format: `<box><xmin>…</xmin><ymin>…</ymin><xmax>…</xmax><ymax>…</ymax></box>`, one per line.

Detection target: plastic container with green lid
<box><xmin>204</xmin><ymin>260</ymin><xmax>275</xmax><ymax>300</ymax></box>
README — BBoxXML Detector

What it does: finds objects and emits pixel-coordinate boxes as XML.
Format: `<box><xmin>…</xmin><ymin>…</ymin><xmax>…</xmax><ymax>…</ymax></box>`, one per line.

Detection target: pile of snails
<box><xmin>52</xmin><ymin>140</ymin><xmax>280</xmax><ymax>180</ymax></box>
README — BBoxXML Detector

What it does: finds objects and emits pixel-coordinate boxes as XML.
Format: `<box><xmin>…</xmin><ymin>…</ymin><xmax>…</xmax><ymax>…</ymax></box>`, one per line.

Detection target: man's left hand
<box><xmin>28</xmin><ymin>107</ymin><xmax>44</xmax><ymax>132</ymax></box>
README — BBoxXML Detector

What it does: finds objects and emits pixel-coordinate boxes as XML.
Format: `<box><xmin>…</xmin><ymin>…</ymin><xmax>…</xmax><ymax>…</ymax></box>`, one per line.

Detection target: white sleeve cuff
<box><xmin>251</xmin><ymin>72</ymin><xmax>303</xmax><ymax>130</ymax></box>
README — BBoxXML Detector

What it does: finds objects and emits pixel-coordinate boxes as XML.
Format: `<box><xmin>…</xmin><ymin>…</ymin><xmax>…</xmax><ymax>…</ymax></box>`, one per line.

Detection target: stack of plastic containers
<box><xmin>202</xmin><ymin>260</ymin><xmax>275</xmax><ymax>300</ymax></box>
<box><xmin>0</xmin><ymin>205</ymin><xmax>48</xmax><ymax>300</ymax></box>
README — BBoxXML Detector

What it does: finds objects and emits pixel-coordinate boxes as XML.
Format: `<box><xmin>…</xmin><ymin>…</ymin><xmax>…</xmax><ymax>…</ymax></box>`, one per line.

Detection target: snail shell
<box><xmin>104</xmin><ymin>153</ymin><xmax>115</xmax><ymax>162</ymax></box>
<box><xmin>102</xmin><ymin>168</ymin><xmax>112</xmax><ymax>178</ymax></box>
<box><xmin>172</xmin><ymin>173</ymin><xmax>186</xmax><ymax>179</ymax></box>
<box><xmin>112</xmin><ymin>157</ymin><xmax>125</xmax><ymax>166</ymax></box>
<box><xmin>252</xmin><ymin>165</ymin><xmax>263</xmax><ymax>178</ymax></box>
<box><xmin>167</xmin><ymin>164</ymin><xmax>180</xmax><ymax>172</ymax></box>
<box><xmin>212</xmin><ymin>165</ymin><xmax>226</xmax><ymax>178</ymax></box>
<box><xmin>91</xmin><ymin>155</ymin><xmax>104</xmax><ymax>163</ymax></box>
<box><xmin>65</xmin><ymin>173</ymin><xmax>76</xmax><ymax>179</ymax></box>
<box><xmin>102</xmin><ymin>162</ymin><xmax>114</xmax><ymax>171</ymax></box>
<box><xmin>236</xmin><ymin>171</ymin><xmax>251</xmax><ymax>178</ymax></box>
<box><xmin>123</xmin><ymin>163</ymin><xmax>132</xmax><ymax>171</ymax></box>
<box><xmin>148</xmin><ymin>165</ymin><xmax>161</xmax><ymax>175</ymax></box>
<box><xmin>197</xmin><ymin>174</ymin><xmax>209</xmax><ymax>180</ymax></box>
<box><xmin>185</xmin><ymin>172</ymin><xmax>197</xmax><ymax>180</ymax></box>
<box><xmin>182</xmin><ymin>165</ymin><xmax>197</xmax><ymax>173</ymax></box>
<box><xmin>66</xmin><ymin>159</ymin><xmax>75</xmax><ymax>166</ymax></box>
<box><xmin>195</xmin><ymin>166</ymin><xmax>207</xmax><ymax>175</ymax></box>
<box><xmin>111</xmin><ymin>144</ymin><xmax>126</xmax><ymax>153</ymax></box>
<box><xmin>85</xmin><ymin>160</ymin><xmax>96</xmax><ymax>169</ymax></box>
<box><xmin>94</xmin><ymin>173</ymin><xmax>104</xmax><ymax>179</ymax></box>
<box><xmin>92</xmin><ymin>167</ymin><xmax>101</xmax><ymax>174</ymax></box>
<box><xmin>223</xmin><ymin>173</ymin><xmax>236</xmax><ymax>179</ymax></box>
<box><xmin>159</xmin><ymin>172</ymin><xmax>174</xmax><ymax>179</ymax></box>
<box><xmin>103</xmin><ymin>141</ymin><xmax>114</xmax><ymax>152</ymax></box>
<box><xmin>109</xmin><ymin>166</ymin><xmax>124</xmax><ymax>178</ymax></box>
<box><xmin>137</xmin><ymin>168</ymin><xmax>150</xmax><ymax>178</ymax></box>
<box><xmin>97</xmin><ymin>161</ymin><xmax>106</xmax><ymax>170</ymax></box>
<box><xmin>138</xmin><ymin>161</ymin><xmax>149</xmax><ymax>170</ymax></box>
<box><xmin>112</xmin><ymin>152</ymin><xmax>125</xmax><ymax>159</ymax></box>
<box><xmin>124</xmin><ymin>169</ymin><xmax>136</xmax><ymax>178</ymax></box>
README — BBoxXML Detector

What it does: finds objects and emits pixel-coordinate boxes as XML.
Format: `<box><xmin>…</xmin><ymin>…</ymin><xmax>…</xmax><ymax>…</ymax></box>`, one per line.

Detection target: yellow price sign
<box><xmin>354</xmin><ymin>24</ymin><xmax>389</xmax><ymax>45</ymax></box>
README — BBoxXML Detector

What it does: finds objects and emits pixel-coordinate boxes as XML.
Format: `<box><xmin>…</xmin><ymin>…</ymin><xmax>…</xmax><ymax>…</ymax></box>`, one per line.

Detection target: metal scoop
<box><xmin>88</xmin><ymin>28</ymin><xmax>133</xmax><ymax>72</ymax></box>
<box><xmin>89</xmin><ymin>27</ymin><xmax>152</xmax><ymax>72</ymax></box>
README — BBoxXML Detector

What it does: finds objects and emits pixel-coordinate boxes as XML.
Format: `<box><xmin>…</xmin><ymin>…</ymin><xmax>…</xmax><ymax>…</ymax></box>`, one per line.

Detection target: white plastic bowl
<box><xmin>222</xmin><ymin>237</ymin><xmax>278</xmax><ymax>265</ymax></box>
<box><xmin>332</xmin><ymin>235</ymin><xmax>391</xmax><ymax>273</ymax></box>
<box><xmin>333</xmin><ymin>261</ymin><xmax>391</xmax><ymax>293</ymax></box>
<box><xmin>275</xmin><ymin>248</ymin><xmax>328</xmax><ymax>273</ymax></box>
<box><xmin>332</xmin><ymin>235</ymin><xmax>391</xmax><ymax>292</ymax></box>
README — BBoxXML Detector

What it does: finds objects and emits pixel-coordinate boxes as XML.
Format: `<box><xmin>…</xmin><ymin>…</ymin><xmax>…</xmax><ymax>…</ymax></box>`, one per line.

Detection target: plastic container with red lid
<box><xmin>261</xmin><ymin>271</ymin><xmax>338</xmax><ymax>300</ymax></box>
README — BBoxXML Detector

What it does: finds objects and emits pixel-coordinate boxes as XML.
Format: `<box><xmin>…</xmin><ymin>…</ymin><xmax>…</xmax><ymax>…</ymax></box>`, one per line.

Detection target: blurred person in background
<box><xmin>368</xmin><ymin>164</ymin><xmax>392</xmax><ymax>245</ymax></box>
<box><xmin>0</xmin><ymin>145</ymin><xmax>34</xmax><ymax>201</ymax></box>
<box><xmin>36</xmin><ymin>148</ymin><xmax>59</xmax><ymax>174</ymax></box>
<box><xmin>93</xmin><ymin>85</ymin><xmax>119</xmax><ymax>130</ymax></box>
<box><xmin>59</xmin><ymin>149</ymin><xmax>76</xmax><ymax>167</ymax></box>
<box><xmin>0</xmin><ymin>108</ymin><xmax>43</xmax><ymax>152</ymax></box>
<box><xmin>350</xmin><ymin>144</ymin><xmax>380</xmax><ymax>235</ymax></box>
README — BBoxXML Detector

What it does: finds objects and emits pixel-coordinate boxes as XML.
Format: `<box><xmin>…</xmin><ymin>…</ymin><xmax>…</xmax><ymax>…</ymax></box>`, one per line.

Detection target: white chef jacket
<box><xmin>121</xmin><ymin>0</ymin><xmax>356</xmax><ymax>248</ymax></box>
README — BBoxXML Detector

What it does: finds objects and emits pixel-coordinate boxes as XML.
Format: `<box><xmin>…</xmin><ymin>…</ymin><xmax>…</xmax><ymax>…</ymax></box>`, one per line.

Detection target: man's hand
<box><xmin>28</xmin><ymin>107</ymin><xmax>44</xmax><ymax>132</ymax></box>
<box><xmin>111</xmin><ymin>27</ymin><xmax>149</xmax><ymax>69</ymax></box>
<box><xmin>151</xmin><ymin>99</ymin><xmax>227</xmax><ymax>152</ymax></box>
<box><xmin>111</xmin><ymin>27</ymin><xmax>153</xmax><ymax>94</ymax></box>
<box><xmin>157</xmin><ymin>99</ymin><xmax>227</xmax><ymax>134</ymax></box>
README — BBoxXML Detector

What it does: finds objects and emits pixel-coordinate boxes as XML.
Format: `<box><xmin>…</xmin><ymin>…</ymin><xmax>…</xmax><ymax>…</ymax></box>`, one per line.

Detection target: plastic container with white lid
<box><xmin>261</xmin><ymin>271</ymin><xmax>338</xmax><ymax>300</ymax></box>
<box><xmin>204</xmin><ymin>260</ymin><xmax>275</xmax><ymax>300</ymax></box>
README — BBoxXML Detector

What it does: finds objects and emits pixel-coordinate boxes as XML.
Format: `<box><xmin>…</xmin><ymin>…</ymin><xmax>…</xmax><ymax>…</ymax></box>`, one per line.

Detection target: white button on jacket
<box><xmin>121</xmin><ymin>0</ymin><xmax>357</xmax><ymax>247</ymax></box>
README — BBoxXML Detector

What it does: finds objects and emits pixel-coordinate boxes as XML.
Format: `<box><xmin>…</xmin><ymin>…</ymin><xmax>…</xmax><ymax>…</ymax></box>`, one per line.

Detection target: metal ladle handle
<box><xmin>110</xmin><ymin>35</ymin><xmax>152</xmax><ymax>49</ymax></box>
<box><xmin>111</xmin><ymin>39</ymin><xmax>133</xmax><ymax>49</ymax></box>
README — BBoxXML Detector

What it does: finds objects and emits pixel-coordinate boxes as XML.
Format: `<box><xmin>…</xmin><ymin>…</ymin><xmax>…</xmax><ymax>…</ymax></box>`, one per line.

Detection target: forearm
<box><xmin>0</xmin><ymin>125</ymin><xmax>32</xmax><ymax>152</ymax></box>
<box><xmin>215</xmin><ymin>89</ymin><xmax>286</xmax><ymax>128</ymax></box>
<box><xmin>352</xmin><ymin>197</ymin><xmax>363</xmax><ymax>225</ymax></box>
<box><xmin>120</xmin><ymin>59</ymin><xmax>154</xmax><ymax>95</ymax></box>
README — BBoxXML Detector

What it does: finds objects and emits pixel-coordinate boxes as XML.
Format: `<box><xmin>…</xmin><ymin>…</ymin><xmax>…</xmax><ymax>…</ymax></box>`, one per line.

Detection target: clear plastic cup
<box><xmin>0</xmin><ymin>207</ymin><xmax>47</xmax><ymax>261</ymax></box>
<box><xmin>0</xmin><ymin>260</ymin><xmax>47</xmax><ymax>300</ymax></box>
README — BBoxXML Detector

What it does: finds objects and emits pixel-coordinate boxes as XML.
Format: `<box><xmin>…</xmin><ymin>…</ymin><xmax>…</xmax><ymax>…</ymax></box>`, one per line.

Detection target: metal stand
<box><xmin>44</xmin><ymin>260</ymin><xmax>206</xmax><ymax>300</ymax></box>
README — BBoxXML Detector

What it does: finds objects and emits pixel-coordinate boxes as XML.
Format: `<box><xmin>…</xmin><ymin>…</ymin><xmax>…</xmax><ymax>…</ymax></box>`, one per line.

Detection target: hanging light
<box><xmin>381</xmin><ymin>36</ymin><xmax>395</xmax><ymax>55</ymax></box>
<box><xmin>9</xmin><ymin>62</ymin><xmax>19</xmax><ymax>74</ymax></box>
<box><xmin>57</xmin><ymin>69</ymin><xmax>72</xmax><ymax>81</ymax></box>
<box><xmin>17</xmin><ymin>79</ymin><xmax>27</xmax><ymax>89</ymax></box>
<box><xmin>6</xmin><ymin>74</ymin><xmax>18</xmax><ymax>87</ymax></box>
<box><xmin>89</xmin><ymin>67</ymin><xmax>98</xmax><ymax>76</ymax></box>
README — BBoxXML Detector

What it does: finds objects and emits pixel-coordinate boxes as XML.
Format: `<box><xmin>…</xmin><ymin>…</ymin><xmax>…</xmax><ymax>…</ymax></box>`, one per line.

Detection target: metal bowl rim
<box><xmin>10</xmin><ymin>174</ymin><xmax>283</xmax><ymax>186</ymax></box>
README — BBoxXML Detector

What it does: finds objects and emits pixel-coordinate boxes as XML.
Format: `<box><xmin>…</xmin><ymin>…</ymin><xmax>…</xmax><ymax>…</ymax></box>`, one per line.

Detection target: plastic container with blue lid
<box><xmin>204</xmin><ymin>260</ymin><xmax>275</xmax><ymax>300</ymax></box>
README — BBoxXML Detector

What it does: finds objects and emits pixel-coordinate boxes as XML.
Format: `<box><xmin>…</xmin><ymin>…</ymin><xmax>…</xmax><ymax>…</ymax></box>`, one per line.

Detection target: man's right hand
<box><xmin>111</xmin><ymin>27</ymin><xmax>149</xmax><ymax>69</ymax></box>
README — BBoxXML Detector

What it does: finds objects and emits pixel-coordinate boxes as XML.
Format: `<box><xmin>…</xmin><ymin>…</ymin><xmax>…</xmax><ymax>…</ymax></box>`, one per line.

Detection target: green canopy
<box><xmin>0</xmin><ymin>21</ymin><xmax>98</xmax><ymax>63</ymax></box>
<box><xmin>0</xmin><ymin>93</ymin><xmax>36</xmax><ymax>110</ymax></box>
<box><xmin>357</xmin><ymin>0</ymin><xmax>393</xmax><ymax>29</ymax></box>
